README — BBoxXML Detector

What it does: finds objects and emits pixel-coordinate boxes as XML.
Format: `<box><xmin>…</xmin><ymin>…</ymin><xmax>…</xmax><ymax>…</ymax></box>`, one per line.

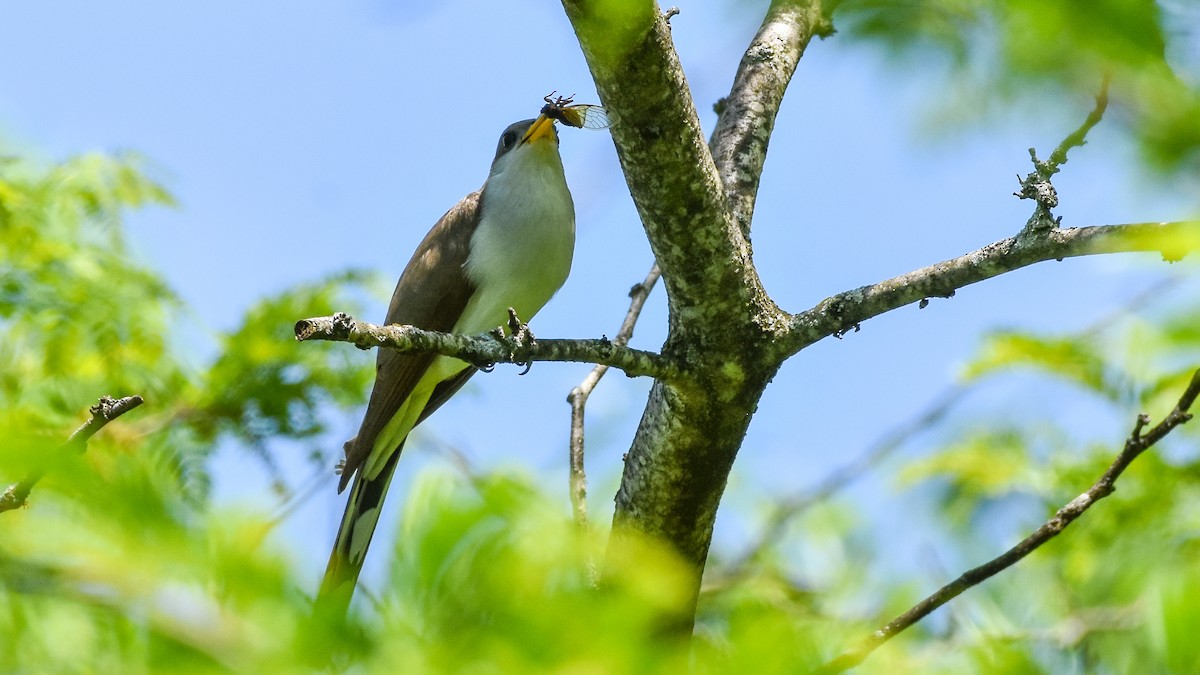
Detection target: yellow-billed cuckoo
<box><xmin>318</xmin><ymin>113</ymin><xmax>574</xmax><ymax>609</ymax></box>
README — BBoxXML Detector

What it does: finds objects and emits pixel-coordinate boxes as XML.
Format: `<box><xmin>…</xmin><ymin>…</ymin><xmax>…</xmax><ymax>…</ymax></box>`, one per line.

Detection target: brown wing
<box><xmin>338</xmin><ymin>191</ymin><xmax>481</xmax><ymax>491</ymax></box>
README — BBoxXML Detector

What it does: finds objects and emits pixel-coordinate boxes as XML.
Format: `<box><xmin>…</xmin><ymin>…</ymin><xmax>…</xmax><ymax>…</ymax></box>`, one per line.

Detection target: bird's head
<box><xmin>489</xmin><ymin>114</ymin><xmax>561</xmax><ymax>171</ymax></box>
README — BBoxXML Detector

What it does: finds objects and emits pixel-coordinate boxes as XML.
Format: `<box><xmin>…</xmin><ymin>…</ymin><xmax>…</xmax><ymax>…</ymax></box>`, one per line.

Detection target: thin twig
<box><xmin>566</xmin><ymin>263</ymin><xmax>662</xmax><ymax>534</ymax></box>
<box><xmin>0</xmin><ymin>395</ymin><xmax>145</xmax><ymax>513</ymax></box>
<box><xmin>1046</xmin><ymin>78</ymin><xmax>1111</xmax><ymax>174</ymax></box>
<box><xmin>816</xmin><ymin>368</ymin><xmax>1200</xmax><ymax>674</ymax></box>
<box><xmin>266</xmin><ymin>460</ymin><xmax>333</xmax><ymax>529</ymax></box>
<box><xmin>1016</xmin><ymin>79</ymin><xmax>1111</xmax><ymax>231</ymax></box>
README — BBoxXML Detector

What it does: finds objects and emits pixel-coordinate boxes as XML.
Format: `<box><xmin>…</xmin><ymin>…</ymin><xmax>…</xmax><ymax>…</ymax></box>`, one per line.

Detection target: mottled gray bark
<box><xmin>294</xmin><ymin>311</ymin><xmax>676</xmax><ymax>380</ymax></box>
<box><xmin>780</xmin><ymin>221</ymin><xmax>1200</xmax><ymax>357</ymax></box>
<box><xmin>560</xmin><ymin>0</ymin><xmax>828</xmax><ymax>626</ymax></box>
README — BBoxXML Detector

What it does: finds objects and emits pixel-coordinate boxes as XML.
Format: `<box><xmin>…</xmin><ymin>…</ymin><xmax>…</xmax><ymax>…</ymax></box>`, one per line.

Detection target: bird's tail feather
<box><xmin>315</xmin><ymin>443</ymin><xmax>404</xmax><ymax>616</ymax></box>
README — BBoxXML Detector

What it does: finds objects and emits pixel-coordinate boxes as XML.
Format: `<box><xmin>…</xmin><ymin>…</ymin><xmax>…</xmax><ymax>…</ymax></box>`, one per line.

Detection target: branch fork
<box><xmin>1015</xmin><ymin>80</ymin><xmax>1111</xmax><ymax>232</ymax></box>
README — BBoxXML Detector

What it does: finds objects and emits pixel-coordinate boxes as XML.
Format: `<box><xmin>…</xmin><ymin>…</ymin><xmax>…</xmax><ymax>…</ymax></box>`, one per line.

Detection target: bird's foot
<box><xmin>505</xmin><ymin>308</ymin><xmax>536</xmax><ymax>375</ymax></box>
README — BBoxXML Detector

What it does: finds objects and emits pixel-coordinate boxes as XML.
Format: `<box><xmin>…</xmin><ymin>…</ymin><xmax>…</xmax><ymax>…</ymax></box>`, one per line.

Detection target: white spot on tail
<box><xmin>348</xmin><ymin>507</ymin><xmax>381</xmax><ymax>565</ymax></box>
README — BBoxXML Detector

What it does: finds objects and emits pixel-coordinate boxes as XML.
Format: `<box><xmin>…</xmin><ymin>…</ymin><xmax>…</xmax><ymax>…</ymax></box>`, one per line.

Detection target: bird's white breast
<box><xmin>458</xmin><ymin>142</ymin><xmax>575</xmax><ymax>335</ymax></box>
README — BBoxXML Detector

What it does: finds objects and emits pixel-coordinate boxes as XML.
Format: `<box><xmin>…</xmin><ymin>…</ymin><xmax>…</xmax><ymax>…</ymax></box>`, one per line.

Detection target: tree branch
<box><xmin>816</xmin><ymin>368</ymin><xmax>1200</xmax><ymax>674</ymax></box>
<box><xmin>0</xmin><ymin>395</ymin><xmax>145</xmax><ymax>513</ymax></box>
<box><xmin>1016</xmin><ymin>79</ymin><xmax>1110</xmax><ymax>231</ymax></box>
<box><xmin>567</xmin><ymin>263</ymin><xmax>662</xmax><ymax>532</ymax></box>
<box><xmin>559</xmin><ymin>1</ymin><xmax>829</xmax><ymax>632</ymax></box>
<box><xmin>780</xmin><ymin>220</ymin><xmax>1200</xmax><ymax>358</ymax></box>
<box><xmin>294</xmin><ymin>312</ymin><xmax>678</xmax><ymax>381</ymax></box>
<box><xmin>560</xmin><ymin>1</ymin><xmax>773</xmax><ymax>333</ymax></box>
<box><xmin>710</xmin><ymin>0</ymin><xmax>828</xmax><ymax>235</ymax></box>
<box><xmin>1045</xmin><ymin>80</ymin><xmax>1110</xmax><ymax>175</ymax></box>
<box><xmin>711</xmin><ymin>277</ymin><xmax>1182</xmax><ymax>590</ymax></box>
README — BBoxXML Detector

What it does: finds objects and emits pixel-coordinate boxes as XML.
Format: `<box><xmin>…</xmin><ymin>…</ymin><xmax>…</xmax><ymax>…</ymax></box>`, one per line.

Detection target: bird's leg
<box><xmin>505</xmin><ymin>307</ymin><xmax>536</xmax><ymax>375</ymax></box>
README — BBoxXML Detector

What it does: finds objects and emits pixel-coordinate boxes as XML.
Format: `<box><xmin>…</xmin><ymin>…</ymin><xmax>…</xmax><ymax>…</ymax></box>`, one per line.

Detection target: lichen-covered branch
<box><xmin>781</xmin><ymin>220</ymin><xmax>1200</xmax><ymax>358</ymax></box>
<box><xmin>294</xmin><ymin>312</ymin><xmax>678</xmax><ymax>381</ymax></box>
<box><xmin>817</xmin><ymin>368</ymin><xmax>1200</xmax><ymax>674</ymax></box>
<box><xmin>560</xmin><ymin>1</ymin><xmax>769</xmax><ymax>331</ymax></box>
<box><xmin>1016</xmin><ymin>80</ymin><xmax>1110</xmax><ymax>231</ymax></box>
<box><xmin>710</xmin><ymin>0</ymin><xmax>828</xmax><ymax>235</ymax></box>
<box><xmin>0</xmin><ymin>395</ymin><xmax>145</xmax><ymax>513</ymax></box>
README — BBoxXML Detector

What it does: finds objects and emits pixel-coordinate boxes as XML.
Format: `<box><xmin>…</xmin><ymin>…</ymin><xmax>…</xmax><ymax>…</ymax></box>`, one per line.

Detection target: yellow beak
<box><xmin>521</xmin><ymin>114</ymin><xmax>556</xmax><ymax>145</ymax></box>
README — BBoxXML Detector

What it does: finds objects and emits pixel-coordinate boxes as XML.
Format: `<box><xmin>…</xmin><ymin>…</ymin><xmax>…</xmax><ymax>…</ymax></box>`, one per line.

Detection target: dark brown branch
<box><xmin>294</xmin><ymin>312</ymin><xmax>678</xmax><ymax>381</ymax></box>
<box><xmin>566</xmin><ymin>263</ymin><xmax>662</xmax><ymax>531</ymax></box>
<box><xmin>0</xmin><ymin>395</ymin><xmax>145</xmax><ymax>513</ymax></box>
<box><xmin>781</xmin><ymin>220</ymin><xmax>1200</xmax><ymax>358</ymax></box>
<box><xmin>817</xmin><ymin>368</ymin><xmax>1200</xmax><ymax>674</ymax></box>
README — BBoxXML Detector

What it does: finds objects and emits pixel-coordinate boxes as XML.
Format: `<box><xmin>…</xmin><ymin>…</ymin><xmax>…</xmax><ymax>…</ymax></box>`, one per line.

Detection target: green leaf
<box><xmin>963</xmin><ymin>331</ymin><xmax>1132</xmax><ymax>403</ymax></box>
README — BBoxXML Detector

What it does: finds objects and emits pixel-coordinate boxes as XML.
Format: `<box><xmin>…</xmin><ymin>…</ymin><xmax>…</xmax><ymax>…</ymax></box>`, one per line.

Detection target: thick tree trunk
<box><xmin>560</xmin><ymin>0</ymin><xmax>823</xmax><ymax>627</ymax></box>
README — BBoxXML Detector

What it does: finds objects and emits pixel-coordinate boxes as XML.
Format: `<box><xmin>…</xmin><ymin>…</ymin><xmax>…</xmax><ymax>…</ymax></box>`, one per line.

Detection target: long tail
<box><xmin>315</xmin><ymin>443</ymin><xmax>404</xmax><ymax>616</ymax></box>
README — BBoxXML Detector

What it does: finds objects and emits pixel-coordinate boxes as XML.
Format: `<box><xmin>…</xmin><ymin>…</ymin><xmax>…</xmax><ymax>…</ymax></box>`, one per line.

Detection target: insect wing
<box><xmin>562</xmin><ymin>104</ymin><xmax>610</xmax><ymax>130</ymax></box>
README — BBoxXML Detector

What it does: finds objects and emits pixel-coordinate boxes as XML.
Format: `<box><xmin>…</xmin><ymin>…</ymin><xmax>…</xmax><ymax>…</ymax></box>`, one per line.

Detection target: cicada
<box><xmin>540</xmin><ymin>92</ymin><xmax>611</xmax><ymax>130</ymax></box>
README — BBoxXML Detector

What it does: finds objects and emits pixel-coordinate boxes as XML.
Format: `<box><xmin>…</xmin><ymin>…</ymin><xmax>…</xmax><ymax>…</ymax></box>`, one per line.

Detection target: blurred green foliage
<box><xmin>3</xmin><ymin>2</ymin><xmax>1200</xmax><ymax>673</ymax></box>
<box><xmin>0</xmin><ymin>151</ymin><xmax>378</xmax><ymax>501</ymax></box>
<box><xmin>197</xmin><ymin>269</ymin><xmax>377</xmax><ymax>447</ymax></box>
<box><xmin>0</xmin><ymin>150</ymin><xmax>382</xmax><ymax>669</ymax></box>
<box><xmin>861</xmin><ymin>291</ymin><xmax>1200</xmax><ymax>672</ymax></box>
<box><xmin>834</xmin><ymin>0</ymin><xmax>1200</xmax><ymax>172</ymax></box>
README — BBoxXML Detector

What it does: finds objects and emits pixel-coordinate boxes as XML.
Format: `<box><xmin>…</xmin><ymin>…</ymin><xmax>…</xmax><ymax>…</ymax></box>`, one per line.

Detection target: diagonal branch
<box><xmin>779</xmin><ymin>220</ymin><xmax>1200</xmax><ymax>358</ymax></box>
<box><xmin>816</xmin><ymin>368</ymin><xmax>1200</xmax><ymax>674</ymax></box>
<box><xmin>294</xmin><ymin>312</ymin><xmax>678</xmax><ymax>381</ymax></box>
<box><xmin>710</xmin><ymin>0</ymin><xmax>828</xmax><ymax>235</ymax></box>
<box><xmin>567</xmin><ymin>263</ymin><xmax>662</xmax><ymax>531</ymax></box>
<box><xmin>0</xmin><ymin>395</ymin><xmax>145</xmax><ymax>513</ymax></box>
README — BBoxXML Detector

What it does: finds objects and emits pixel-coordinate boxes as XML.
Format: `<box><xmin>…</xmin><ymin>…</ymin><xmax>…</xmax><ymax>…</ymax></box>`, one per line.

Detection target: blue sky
<box><xmin>4</xmin><ymin>2</ymin><xmax>1194</xmax><ymax>592</ymax></box>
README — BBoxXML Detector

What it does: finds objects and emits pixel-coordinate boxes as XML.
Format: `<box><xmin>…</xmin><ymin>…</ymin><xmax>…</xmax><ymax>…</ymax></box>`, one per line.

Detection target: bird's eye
<box><xmin>501</xmin><ymin>131</ymin><xmax>518</xmax><ymax>149</ymax></box>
